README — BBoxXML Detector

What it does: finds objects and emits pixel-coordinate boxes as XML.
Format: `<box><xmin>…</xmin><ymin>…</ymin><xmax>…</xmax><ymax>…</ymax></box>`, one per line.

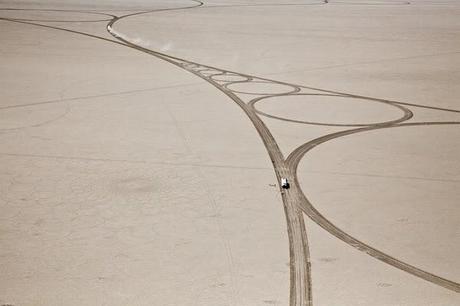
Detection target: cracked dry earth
<box><xmin>1</xmin><ymin>0</ymin><xmax>459</xmax><ymax>305</ymax></box>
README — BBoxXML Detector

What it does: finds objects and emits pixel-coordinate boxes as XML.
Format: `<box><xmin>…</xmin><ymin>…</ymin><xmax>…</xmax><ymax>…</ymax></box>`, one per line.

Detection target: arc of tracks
<box><xmin>285</xmin><ymin>121</ymin><xmax>460</xmax><ymax>293</ymax></box>
<box><xmin>0</xmin><ymin>8</ymin><xmax>116</xmax><ymax>22</ymax></box>
<box><xmin>248</xmin><ymin>93</ymin><xmax>413</xmax><ymax>127</ymax></box>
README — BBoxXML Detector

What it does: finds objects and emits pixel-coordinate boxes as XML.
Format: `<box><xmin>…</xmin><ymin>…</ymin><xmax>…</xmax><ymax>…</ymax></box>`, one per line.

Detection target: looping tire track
<box><xmin>248</xmin><ymin>93</ymin><xmax>413</xmax><ymax>127</ymax></box>
<box><xmin>2</xmin><ymin>1</ymin><xmax>460</xmax><ymax>305</ymax></box>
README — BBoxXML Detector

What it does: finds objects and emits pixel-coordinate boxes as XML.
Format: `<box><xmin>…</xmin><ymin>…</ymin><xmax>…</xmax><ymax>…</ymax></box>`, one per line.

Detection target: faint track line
<box><xmin>0</xmin><ymin>82</ymin><xmax>203</xmax><ymax>110</ymax></box>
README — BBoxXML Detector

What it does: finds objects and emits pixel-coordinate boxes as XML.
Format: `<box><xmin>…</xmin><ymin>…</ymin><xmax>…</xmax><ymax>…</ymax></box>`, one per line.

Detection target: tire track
<box><xmin>248</xmin><ymin>93</ymin><xmax>413</xmax><ymax>127</ymax></box>
<box><xmin>0</xmin><ymin>8</ymin><xmax>116</xmax><ymax>22</ymax></box>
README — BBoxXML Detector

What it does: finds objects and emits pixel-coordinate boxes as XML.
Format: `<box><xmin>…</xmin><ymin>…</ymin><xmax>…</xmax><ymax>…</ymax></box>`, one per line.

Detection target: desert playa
<box><xmin>0</xmin><ymin>0</ymin><xmax>459</xmax><ymax>305</ymax></box>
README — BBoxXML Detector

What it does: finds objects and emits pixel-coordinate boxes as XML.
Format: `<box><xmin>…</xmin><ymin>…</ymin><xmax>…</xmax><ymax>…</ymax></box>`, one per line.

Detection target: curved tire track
<box><xmin>286</xmin><ymin>121</ymin><xmax>460</xmax><ymax>293</ymax></box>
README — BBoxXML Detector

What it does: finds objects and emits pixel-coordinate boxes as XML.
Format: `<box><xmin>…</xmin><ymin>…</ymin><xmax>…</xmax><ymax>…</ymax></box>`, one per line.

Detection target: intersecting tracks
<box><xmin>1</xmin><ymin>1</ymin><xmax>460</xmax><ymax>305</ymax></box>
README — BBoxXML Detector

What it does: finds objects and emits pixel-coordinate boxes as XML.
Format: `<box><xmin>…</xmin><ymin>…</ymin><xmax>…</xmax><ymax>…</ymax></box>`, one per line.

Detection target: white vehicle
<box><xmin>281</xmin><ymin>178</ymin><xmax>290</xmax><ymax>189</ymax></box>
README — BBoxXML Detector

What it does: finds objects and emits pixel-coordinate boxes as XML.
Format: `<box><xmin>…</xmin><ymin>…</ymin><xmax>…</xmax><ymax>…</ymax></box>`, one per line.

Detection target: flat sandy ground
<box><xmin>0</xmin><ymin>1</ymin><xmax>459</xmax><ymax>305</ymax></box>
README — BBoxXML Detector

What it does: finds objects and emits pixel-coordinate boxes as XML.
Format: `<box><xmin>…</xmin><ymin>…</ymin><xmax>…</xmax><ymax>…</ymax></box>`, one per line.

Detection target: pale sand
<box><xmin>0</xmin><ymin>1</ymin><xmax>459</xmax><ymax>305</ymax></box>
